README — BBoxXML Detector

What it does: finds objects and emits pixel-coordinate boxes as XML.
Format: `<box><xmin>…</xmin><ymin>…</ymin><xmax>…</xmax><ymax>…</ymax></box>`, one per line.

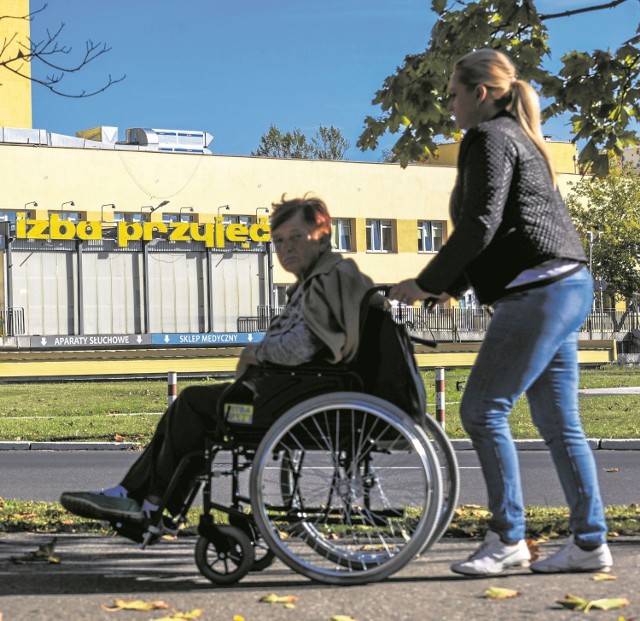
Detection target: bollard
<box><xmin>168</xmin><ymin>371</ymin><xmax>177</xmax><ymax>407</ymax></box>
<box><xmin>435</xmin><ymin>367</ymin><xmax>445</xmax><ymax>429</ymax></box>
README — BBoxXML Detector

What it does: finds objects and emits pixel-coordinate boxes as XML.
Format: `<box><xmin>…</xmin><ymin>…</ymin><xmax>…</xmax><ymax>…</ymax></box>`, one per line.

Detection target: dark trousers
<box><xmin>120</xmin><ymin>383</ymin><xmax>231</xmax><ymax>514</ymax></box>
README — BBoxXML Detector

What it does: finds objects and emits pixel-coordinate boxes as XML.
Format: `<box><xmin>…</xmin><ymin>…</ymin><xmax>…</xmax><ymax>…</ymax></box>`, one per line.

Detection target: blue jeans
<box><xmin>460</xmin><ymin>267</ymin><xmax>607</xmax><ymax>547</ymax></box>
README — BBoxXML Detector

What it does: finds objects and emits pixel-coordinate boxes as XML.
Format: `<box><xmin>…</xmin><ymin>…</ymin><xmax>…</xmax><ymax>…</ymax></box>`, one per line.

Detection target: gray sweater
<box><xmin>416</xmin><ymin>112</ymin><xmax>586</xmax><ymax>305</ymax></box>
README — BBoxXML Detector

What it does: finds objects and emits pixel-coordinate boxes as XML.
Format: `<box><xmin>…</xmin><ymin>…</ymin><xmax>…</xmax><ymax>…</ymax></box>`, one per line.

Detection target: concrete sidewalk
<box><xmin>0</xmin><ymin>532</ymin><xmax>638</xmax><ymax>621</ymax></box>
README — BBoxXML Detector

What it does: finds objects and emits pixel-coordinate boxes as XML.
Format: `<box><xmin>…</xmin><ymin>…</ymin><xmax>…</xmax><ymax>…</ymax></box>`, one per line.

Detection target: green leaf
<box><xmin>432</xmin><ymin>0</ymin><xmax>446</xmax><ymax>14</ymax></box>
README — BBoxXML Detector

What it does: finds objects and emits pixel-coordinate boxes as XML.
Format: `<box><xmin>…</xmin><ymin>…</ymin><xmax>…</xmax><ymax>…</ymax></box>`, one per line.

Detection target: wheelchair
<box><xmin>114</xmin><ymin>289</ymin><xmax>460</xmax><ymax>586</ymax></box>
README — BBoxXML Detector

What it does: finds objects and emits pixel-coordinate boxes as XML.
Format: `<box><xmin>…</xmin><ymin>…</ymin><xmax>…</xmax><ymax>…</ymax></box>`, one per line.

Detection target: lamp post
<box><xmin>217</xmin><ymin>204</ymin><xmax>230</xmax><ymax>217</ymax></box>
<box><xmin>101</xmin><ymin>203</ymin><xmax>116</xmax><ymax>222</ymax></box>
<box><xmin>587</xmin><ymin>230</ymin><xmax>595</xmax><ymax>312</ymax></box>
<box><xmin>179</xmin><ymin>206</ymin><xmax>194</xmax><ymax>222</ymax></box>
<box><xmin>22</xmin><ymin>202</ymin><xmax>37</xmax><ymax>226</ymax></box>
<box><xmin>151</xmin><ymin>199</ymin><xmax>170</xmax><ymax>213</ymax></box>
<box><xmin>256</xmin><ymin>207</ymin><xmax>273</xmax><ymax>319</ymax></box>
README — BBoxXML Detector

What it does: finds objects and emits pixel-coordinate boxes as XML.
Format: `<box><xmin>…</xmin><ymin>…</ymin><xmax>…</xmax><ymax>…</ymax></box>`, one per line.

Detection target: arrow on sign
<box><xmin>248</xmin><ymin>334</ymin><xmax>253</xmax><ymax>342</ymax></box>
<box><xmin>136</xmin><ymin>335</ymin><xmax>142</xmax><ymax>344</ymax></box>
<box><xmin>164</xmin><ymin>334</ymin><xmax>170</xmax><ymax>343</ymax></box>
<box><xmin>40</xmin><ymin>337</ymin><xmax>47</xmax><ymax>346</ymax></box>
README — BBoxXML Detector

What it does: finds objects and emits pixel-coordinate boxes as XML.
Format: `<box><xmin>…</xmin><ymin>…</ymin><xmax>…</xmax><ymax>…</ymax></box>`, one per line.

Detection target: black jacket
<box><xmin>416</xmin><ymin>112</ymin><xmax>586</xmax><ymax>305</ymax></box>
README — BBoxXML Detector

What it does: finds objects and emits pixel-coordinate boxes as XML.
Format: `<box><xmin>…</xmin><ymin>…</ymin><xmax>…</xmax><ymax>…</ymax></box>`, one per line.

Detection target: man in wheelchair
<box><xmin>60</xmin><ymin>195</ymin><xmax>381</xmax><ymax>531</ymax></box>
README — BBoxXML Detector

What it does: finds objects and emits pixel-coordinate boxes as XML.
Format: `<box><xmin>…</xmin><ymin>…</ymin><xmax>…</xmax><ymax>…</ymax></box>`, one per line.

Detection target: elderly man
<box><xmin>60</xmin><ymin>195</ymin><xmax>375</xmax><ymax>526</ymax></box>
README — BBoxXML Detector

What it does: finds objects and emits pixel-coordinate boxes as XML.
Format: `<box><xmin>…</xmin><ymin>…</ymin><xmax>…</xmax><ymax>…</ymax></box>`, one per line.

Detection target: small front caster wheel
<box><xmin>195</xmin><ymin>525</ymin><xmax>253</xmax><ymax>585</ymax></box>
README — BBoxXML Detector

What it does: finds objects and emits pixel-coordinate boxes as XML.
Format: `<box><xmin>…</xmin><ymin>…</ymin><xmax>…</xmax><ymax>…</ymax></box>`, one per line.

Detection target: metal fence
<box><xmin>0</xmin><ymin>307</ymin><xmax>25</xmax><ymax>337</ymax></box>
<box><xmin>238</xmin><ymin>304</ymin><xmax>640</xmax><ymax>344</ymax></box>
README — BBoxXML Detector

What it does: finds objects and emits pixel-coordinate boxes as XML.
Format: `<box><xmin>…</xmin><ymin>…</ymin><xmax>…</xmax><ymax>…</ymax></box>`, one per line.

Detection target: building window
<box><xmin>50</xmin><ymin>210</ymin><xmax>81</xmax><ymax>222</ymax></box>
<box><xmin>331</xmin><ymin>218</ymin><xmax>353</xmax><ymax>251</ymax></box>
<box><xmin>366</xmin><ymin>219</ymin><xmax>393</xmax><ymax>252</ymax></box>
<box><xmin>417</xmin><ymin>220</ymin><xmax>444</xmax><ymax>253</ymax></box>
<box><xmin>0</xmin><ymin>210</ymin><xmax>34</xmax><ymax>227</ymax></box>
<box><xmin>162</xmin><ymin>211</ymin><xmax>195</xmax><ymax>223</ymax></box>
<box><xmin>221</xmin><ymin>215</ymin><xmax>252</xmax><ymax>226</ymax></box>
<box><xmin>114</xmin><ymin>212</ymin><xmax>143</xmax><ymax>223</ymax></box>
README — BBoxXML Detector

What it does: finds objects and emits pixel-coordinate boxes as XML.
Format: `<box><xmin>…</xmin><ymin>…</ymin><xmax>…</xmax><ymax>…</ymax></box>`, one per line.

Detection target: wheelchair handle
<box><xmin>363</xmin><ymin>286</ymin><xmax>437</xmax><ymax>349</ymax></box>
<box><xmin>372</xmin><ymin>285</ymin><xmax>439</xmax><ymax>309</ymax></box>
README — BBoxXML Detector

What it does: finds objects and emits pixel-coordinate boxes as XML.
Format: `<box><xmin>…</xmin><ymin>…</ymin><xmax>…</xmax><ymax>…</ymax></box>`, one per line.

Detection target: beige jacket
<box><xmin>301</xmin><ymin>251</ymin><xmax>375</xmax><ymax>364</ymax></box>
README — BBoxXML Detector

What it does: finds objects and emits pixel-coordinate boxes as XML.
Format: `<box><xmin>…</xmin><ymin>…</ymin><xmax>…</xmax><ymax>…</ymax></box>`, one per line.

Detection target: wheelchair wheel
<box><xmin>250</xmin><ymin>392</ymin><xmax>443</xmax><ymax>585</ymax></box>
<box><xmin>195</xmin><ymin>525</ymin><xmax>253</xmax><ymax>585</ymax></box>
<box><xmin>419</xmin><ymin>413</ymin><xmax>460</xmax><ymax>549</ymax></box>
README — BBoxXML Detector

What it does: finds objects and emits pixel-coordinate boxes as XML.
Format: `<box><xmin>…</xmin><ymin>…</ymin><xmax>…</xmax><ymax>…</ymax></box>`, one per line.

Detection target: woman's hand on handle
<box><xmin>389</xmin><ymin>279</ymin><xmax>449</xmax><ymax>306</ymax></box>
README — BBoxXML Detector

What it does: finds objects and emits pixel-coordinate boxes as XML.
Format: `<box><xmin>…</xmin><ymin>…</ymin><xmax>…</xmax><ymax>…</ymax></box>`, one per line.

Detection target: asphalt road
<box><xmin>1</xmin><ymin>449</ymin><xmax>638</xmax><ymax>507</ymax></box>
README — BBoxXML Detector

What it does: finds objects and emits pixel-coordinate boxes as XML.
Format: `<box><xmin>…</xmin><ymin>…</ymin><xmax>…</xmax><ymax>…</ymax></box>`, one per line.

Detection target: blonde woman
<box><xmin>390</xmin><ymin>49</ymin><xmax>611</xmax><ymax>576</ymax></box>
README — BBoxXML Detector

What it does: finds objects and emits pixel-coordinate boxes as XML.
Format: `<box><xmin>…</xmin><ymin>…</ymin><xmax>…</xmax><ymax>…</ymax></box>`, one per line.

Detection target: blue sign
<box><xmin>150</xmin><ymin>332</ymin><xmax>264</xmax><ymax>346</ymax></box>
<box><xmin>30</xmin><ymin>333</ymin><xmax>151</xmax><ymax>349</ymax></box>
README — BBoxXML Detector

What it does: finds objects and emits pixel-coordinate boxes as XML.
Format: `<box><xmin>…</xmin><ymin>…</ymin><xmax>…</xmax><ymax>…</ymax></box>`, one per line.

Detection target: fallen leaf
<box><xmin>101</xmin><ymin>599</ymin><xmax>171</xmax><ymax>612</ymax></box>
<box><xmin>9</xmin><ymin>538</ymin><xmax>60</xmax><ymax>564</ymax></box>
<box><xmin>330</xmin><ymin>616</ymin><xmax>359</xmax><ymax>621</ymax></box>
<box><xmin>526</xmin><ymin>539</ymin><xmax>542</xmax><ymax>562</ymax></box>
<box><xmin>592</xmin><ymin>572</ymin><xmax>617</xmax><ymax>581</ymax></box>
<box><xmin>259</xmin><ymin>593</ymin><xmax>299</xmax><ymax>605</ymax></box>
<box><xmin>486</xmin><ymin>587</ymin><xmax>520</xmax><ymax>600</ymax></box>
<box><xmin>233</xmin><ymin>616</ymin><xmax>245</xmax><ymax>621</ymax></box>
<box><xmin>113</xmin><ymin>433</ymin><xmax>125</xmax><ymax>442</ymax></box>
<box><xmin>605</xmin><ymin>468</ymin><xmax>621</xmax><ymax>473</ymax></box>
<box><xmin>557</xmin><ymin>593</ymin><xmax>630</xmax><ymax>612</ymax></box>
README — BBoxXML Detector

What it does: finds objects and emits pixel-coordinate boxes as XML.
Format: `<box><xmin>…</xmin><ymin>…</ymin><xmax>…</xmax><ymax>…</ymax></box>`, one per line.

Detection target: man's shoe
<box><xmin>60</xmin><ymin>491</ymin><xmax>144</xmax><ymax>523</ymax></box>
<box><xmin>530</xmin><ymin>536</ymin><xmax>613</xmax><ymax>574</ymax></box>
<box><xmin>451</xmin><ymin>530</ymin><xmax>531</xmax><ymax>576</ymax></box>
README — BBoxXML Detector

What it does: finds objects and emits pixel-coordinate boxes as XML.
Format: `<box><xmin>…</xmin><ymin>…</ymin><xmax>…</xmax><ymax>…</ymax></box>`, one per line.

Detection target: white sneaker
<box><xmin>451</xmin><ymin>530</ymin><xmax>531</xmax><ymax>576</ymax></box>
<box><xmin>530</xmin><ymin>536</ymin><xmax>613</xmax><ymax>573</ymax></box>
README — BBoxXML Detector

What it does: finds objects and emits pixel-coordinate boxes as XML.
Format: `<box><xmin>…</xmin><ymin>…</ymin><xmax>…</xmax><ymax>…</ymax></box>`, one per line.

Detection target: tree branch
<box><xmin>539</xmin><ymin>0</ymin><xmax>629</xmax><ymax>21</ymax></box>
<box><xmin>0</xmin><ymin>5</ymin><xmax>125</xmax><ymax>98</ymax></box>
<box><xmin>0</xmin><ymin>2</ymin><xmax>47</xmax><ymax>23</ymax></box>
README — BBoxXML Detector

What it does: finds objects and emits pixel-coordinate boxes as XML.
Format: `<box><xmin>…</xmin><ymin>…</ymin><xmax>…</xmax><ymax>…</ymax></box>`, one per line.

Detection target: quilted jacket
<box><xmin>416</xmin><ymin>111</ymin><xmax>586</xmax><ymax>305</ymax></box>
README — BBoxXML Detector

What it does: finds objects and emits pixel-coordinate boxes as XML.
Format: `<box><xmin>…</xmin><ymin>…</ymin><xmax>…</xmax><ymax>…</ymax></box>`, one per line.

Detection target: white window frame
<box><xmin>331</xmin><ymin>218</ymin><xmax>353</xmax><ymax>252</ymax></box>
<box><xmin>417</xmin><ymin>220</ymin><xmax>444</xmax><ymax>253</ymax></box>
<box><xmin>366</xmin><ymin>219</ymin><xmax>393</xmax><ymax>252</ymax></box>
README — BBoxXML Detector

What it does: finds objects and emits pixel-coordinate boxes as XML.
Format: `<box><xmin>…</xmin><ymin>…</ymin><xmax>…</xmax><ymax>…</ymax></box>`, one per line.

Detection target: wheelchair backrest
<box><xmin>350</xmin><ymin>289</ymin><xmax>427</xmax><ymax>426</ymax></box>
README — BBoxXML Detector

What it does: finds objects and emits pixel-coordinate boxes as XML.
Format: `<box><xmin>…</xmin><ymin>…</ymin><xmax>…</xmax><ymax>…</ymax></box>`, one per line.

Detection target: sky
<box><xmin>29</xmin><ymin>0</ymin><xmax>640</xmax><ymax>162</ymax></box>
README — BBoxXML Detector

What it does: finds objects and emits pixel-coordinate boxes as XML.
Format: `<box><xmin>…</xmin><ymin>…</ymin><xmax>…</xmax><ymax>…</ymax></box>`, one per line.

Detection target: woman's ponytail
<box><xmin>509</xmin><ymin>80</ymin><xmax>557</xmax><ymax>186</ymax></box>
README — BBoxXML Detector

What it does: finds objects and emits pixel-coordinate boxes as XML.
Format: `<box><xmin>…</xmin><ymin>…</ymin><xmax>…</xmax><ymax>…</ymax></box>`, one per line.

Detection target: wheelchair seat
<box><xmin>219</xmin><ymin>286</ymin><xmax>427</xmax><ymax>445</ymax></box>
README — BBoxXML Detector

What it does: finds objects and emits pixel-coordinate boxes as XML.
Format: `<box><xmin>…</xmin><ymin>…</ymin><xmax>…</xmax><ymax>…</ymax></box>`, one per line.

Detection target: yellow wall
<box><xmin>0</xmin><ymin>0</ymin><xmax>32</xmax><ymax>128</ymax></box>
<box><xmin>424</xmin><ymin>140</ymin><xmax>578</xmax><ymax>174</ymax></box>
<box><xmin>0</xmin><ymin>141</ymin><xmax>581</xmax><ymax>288</ymax></box>
<box><xmin>0</xmin><ymin>145</ymin><xmax>460</xmax><ymax>284</ymax></box>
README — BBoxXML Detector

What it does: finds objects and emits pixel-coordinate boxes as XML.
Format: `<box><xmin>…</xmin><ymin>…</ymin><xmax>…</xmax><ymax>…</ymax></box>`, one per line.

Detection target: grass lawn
<box><xmin>1</xmin><ymin>498</ymin><xmax>638</xmax><ymax>538</ymax></box>
<box><xmin>0</xmin><ymin>365</ymin><xmax>638</xmax><ymax>443</ymax></box>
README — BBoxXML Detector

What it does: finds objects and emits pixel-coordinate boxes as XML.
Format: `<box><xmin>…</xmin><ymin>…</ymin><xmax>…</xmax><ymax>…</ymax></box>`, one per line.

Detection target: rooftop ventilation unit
<box><xmin>125</xmin><ymin>128</ymin><xmax>214</xmax><ymax>154</ymax></box>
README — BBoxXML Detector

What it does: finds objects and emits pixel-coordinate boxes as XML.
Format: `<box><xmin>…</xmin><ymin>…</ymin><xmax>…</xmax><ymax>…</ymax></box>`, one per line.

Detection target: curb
<box><xmin>450</xmin><ymin>438</ymin><xmax>599</xmax><ymax>451</ymax></box>
<box><xmin>450</xmin><ymin>438</ymin><xmax>639</xmax><ymax>450</ymax></box>
<box><xmin>1</xmin><ymin>439</ymin><xmax>639</xmax><ymax>451</ymax></box>
<box><xmin>0</xmin><ymin>441</ymin><xmax>139</xmax><ymax>451</ymax></box>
